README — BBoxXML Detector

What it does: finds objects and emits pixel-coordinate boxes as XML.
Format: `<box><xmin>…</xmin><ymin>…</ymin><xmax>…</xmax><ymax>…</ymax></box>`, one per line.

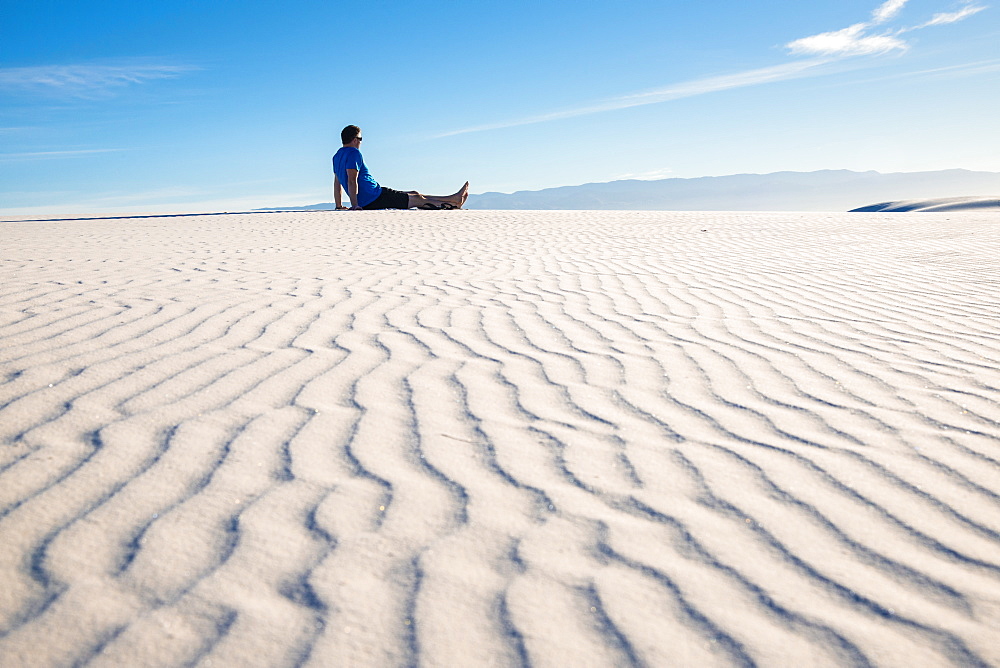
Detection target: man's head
<box><xmin>341</xmin><ymin>125</ymin><xmax>362</xmax><ymax>146</ymax></box>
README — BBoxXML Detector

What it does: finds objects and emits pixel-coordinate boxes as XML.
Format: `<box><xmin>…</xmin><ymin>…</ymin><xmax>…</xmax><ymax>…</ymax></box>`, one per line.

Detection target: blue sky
<box><xmin>2</xmin><ymin>0</ymin><xmax>998</xmax><ymax>214</ymax></box>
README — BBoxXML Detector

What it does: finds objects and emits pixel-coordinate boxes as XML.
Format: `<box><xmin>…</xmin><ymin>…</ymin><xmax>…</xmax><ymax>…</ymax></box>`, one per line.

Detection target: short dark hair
<box><xmin>341</xmin><ymin>125</ymin><xmax>361</xmax><ymax>144</ymax></box>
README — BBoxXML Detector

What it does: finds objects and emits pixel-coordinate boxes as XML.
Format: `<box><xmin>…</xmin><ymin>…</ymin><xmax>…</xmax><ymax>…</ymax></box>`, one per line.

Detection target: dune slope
<box><xmin>851</xmin><ymin>196</ymin><xmax>1000</xmax><ymax>212</ymax></box>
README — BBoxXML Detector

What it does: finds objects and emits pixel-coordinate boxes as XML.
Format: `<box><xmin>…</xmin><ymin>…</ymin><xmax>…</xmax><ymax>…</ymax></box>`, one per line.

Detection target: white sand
<box><xmin>1</xmin><ymin>209</ymin><xmax>999</xmax><ymax>667</ymax></box>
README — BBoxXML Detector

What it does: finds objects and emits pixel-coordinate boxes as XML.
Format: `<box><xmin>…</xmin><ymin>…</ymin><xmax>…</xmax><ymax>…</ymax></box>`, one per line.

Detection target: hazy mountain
<box><xmin>263</xmin><ymin>169</ymin><xmax>1000</xmax><ymax>212</ymax></box>
<box><xmin>464</xmin><ymin>169</ymin><xmax>1000</xmax><ymax>211</ymax></box>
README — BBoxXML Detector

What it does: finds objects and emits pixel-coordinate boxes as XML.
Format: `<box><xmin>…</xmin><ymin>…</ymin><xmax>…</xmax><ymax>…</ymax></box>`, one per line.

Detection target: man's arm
<box><xmin>346</xmin><ymin>169</ymin><xmax>361</xmax><ymax>210</ymax></box>
<box><xmin>334</xmin><ymin>176</ymin><xmax>347</xmax><ymax>210</ymax></box>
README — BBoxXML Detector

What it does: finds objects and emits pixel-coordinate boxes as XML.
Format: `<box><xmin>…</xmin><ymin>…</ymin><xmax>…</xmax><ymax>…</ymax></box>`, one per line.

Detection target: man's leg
<box><xmin>407</xmin><ymin>182</ymin><xmax>469</xmax><ymax>209</ymax></box>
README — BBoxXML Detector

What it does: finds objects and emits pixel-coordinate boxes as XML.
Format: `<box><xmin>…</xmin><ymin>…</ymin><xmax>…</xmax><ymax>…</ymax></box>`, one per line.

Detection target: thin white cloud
<box><xmin>0</xmin><ymin>63</ymin><xmax>197</xmax><ymax>96</ymax></box>
<box><xmin>872</xmin><ymin>0</ymin><xmax>911</xmax><ymax>24</ymax></box>
<box><xmin>786</xmin><ymin>24</ymin><xmax>907</xmax><ymax>57</ymax></box>
<box><xmin>617</xmin><ymin>59</ymin><xmax>836</xmax><ymax>104</ymax></box>
<box><xmin>906</xmin><ymin>57</ymin><xmax>1000</xmax><ymax>75</ymax></box>
<box><xmin>436</xmin><ymin>58</ymin><xmax>832</xmax><ymax>138</ymax></box>
<box><xmin>0</xmin><ymin>148</ymin><xmax>127</xmax><ymax>161</ymax></box>
<box><xmin>919</xmin><ymin>4</ymin><xmax>987</xmax><ymax>27</ymax></box>
<box><xmin>810</xmin><ymin>58</ymin><xmax>1000</xmax><ymax>88</ymax></box>
<box><xmin>787</xmin><ymin>0</ymin><xmax>987</xmax><ymax>57</ymax></box>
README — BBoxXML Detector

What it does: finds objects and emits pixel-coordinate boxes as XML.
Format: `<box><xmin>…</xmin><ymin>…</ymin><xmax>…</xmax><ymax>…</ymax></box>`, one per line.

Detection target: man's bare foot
<box><xmin>449</xmin><ymin>181</ymin><xmax>469</xmax><ymax>208</ymax></box>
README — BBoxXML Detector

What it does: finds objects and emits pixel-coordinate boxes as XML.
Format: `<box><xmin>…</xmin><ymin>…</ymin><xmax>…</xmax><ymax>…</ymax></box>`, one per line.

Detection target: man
<box><xmin>332</xmin><ymin>125</ymin><xmax>469</xmax><ymax>210</ymax></box>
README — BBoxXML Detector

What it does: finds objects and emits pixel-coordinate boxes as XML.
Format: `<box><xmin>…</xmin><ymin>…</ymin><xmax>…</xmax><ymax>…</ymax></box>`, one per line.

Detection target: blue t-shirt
<box><xmin>332</xmin><ymin>146</ymin><xmax>382</xmax><ymax>207</ymax></box>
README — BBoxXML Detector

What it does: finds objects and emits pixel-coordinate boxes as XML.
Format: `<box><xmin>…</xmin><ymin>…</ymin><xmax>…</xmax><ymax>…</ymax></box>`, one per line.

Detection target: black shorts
<box><xmin>363</xmin><ymin>187</ymin><xmax>410</xmax><ymax>210</ymax></box>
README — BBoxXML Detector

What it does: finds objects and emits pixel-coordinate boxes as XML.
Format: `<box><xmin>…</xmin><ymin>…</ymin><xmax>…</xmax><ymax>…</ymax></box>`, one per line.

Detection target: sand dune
<box><xmin>1</xmin><ymin>210</ymin><xmax>999</xmax><ymax>667</ymax></box>
<box><xmin>851</xmin><ymin>196</ymin><xmax>1000</xmax><ymax>212</ymax></box>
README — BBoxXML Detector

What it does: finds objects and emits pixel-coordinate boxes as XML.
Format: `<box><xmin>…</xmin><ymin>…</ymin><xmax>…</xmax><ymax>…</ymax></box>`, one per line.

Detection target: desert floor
<box><xmin>1</xmin><ymin>210</ymin><xmax>999</xmax><ymax>667</ymax></box>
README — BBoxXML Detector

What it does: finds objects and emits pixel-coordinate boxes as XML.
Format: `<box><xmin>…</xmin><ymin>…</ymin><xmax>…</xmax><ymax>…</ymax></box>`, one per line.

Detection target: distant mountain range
<box><xmin>263</xmin><ymin>169</ymin><xmax>1000</xmax><ymax>212</ymax></box>
<box><xmin>465</xmin><ymin>169</ymin><xmax>1000</xmax><ymax>211</ymax></box>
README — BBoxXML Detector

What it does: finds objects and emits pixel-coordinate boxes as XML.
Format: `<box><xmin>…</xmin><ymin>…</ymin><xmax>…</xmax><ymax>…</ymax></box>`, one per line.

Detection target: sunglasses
<box><xmin>357</xmin><ymin>136</ymin><xmax>363</xmax><ymax>141</ymax></box>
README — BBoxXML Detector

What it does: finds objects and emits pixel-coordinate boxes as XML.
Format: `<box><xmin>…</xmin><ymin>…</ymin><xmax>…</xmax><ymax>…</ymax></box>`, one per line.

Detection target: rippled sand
<box><xmin>1</xmin><ymin>210</ymin><xmax>999</xmax><ymax>667</ymax></box>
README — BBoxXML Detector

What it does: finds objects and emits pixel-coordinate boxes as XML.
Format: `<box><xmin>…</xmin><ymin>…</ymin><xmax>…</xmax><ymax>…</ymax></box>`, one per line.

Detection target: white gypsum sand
<box><xmin>1</xmin><ymin>209</ymin><xmax>999</xmax><ymax>667</ymax></box>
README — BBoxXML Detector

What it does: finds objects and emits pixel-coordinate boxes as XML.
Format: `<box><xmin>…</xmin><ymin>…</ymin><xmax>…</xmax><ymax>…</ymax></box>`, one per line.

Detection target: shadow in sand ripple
<box><xmin>673</xmin><ymin>450</ymin><xmax>992</xmax><ymax>667</ymax></box>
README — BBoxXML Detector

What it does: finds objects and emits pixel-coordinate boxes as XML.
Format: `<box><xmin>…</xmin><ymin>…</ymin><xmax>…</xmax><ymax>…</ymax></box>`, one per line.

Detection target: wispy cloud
<box><xmin>0</xmin><ymin>148</ymin><xmax>127</xmax><ymax>161</ymax></box>
<box><xmin>809</xmin><ymin>57</ymin><xmax>1000</xmax><ymax>89</ymax></box>
<box><xmin>437</xmin><ymin>0</ymin><xmax>988</xmax><ymax>138</ymax></box>
<box><xmin>894</xmin><ymin>57</ymin><xmax>1000</xmax><ymax>77</ymax></box>
<box><xmin>436</xmin><ymin>58</ymin><xmax>833</xmax><ymax>138</ymax></box>
<box><xmin>0</xmin><ymin>63</ymin><xmax>197</xmax><ymax>97</ymax></box>
<box><xmin>787</xmin><ymin>25</ymin><xmax>907</xmax><ymax>58</ymax></box>
<box><xmin>872</xmin><ymin>0</ymin><xmax>911</xmax><ymax>24</ymax></box>
<box><xmin>787</xmin><ymin>0</ymin><xmax>987</xmax><ymax>56</ymax></box>
<box><xmin>916</xmin><ymin>4</ymin><xmax>987</xmax><ymax>27</ymax></box>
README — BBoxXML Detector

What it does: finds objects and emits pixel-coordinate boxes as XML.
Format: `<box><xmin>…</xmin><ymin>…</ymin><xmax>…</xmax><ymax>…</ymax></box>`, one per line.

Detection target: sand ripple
<box><xmin>1</xmin><ymin>210</ymin><xmax>999</xmax><ymax>666</ymax></box>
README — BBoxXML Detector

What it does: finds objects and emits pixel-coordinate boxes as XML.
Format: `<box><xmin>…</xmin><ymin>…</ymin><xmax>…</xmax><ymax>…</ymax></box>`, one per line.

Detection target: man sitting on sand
<box><xmin>333</xmin><ymin>125</ymin><xmax>469</xmax><ymax>211</ymax></box>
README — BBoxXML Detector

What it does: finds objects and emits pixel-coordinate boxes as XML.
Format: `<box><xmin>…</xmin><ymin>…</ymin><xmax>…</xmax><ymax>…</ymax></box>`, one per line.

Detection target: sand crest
<box><xmin>851</xmin><ymin>196</ymin><xmax>1000</xmax><ymax>212</ymax></box>
<box><xmin>1</xmin><ymin>210</ymin><xmax>999</xmax><ymax>667</ymax></box>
